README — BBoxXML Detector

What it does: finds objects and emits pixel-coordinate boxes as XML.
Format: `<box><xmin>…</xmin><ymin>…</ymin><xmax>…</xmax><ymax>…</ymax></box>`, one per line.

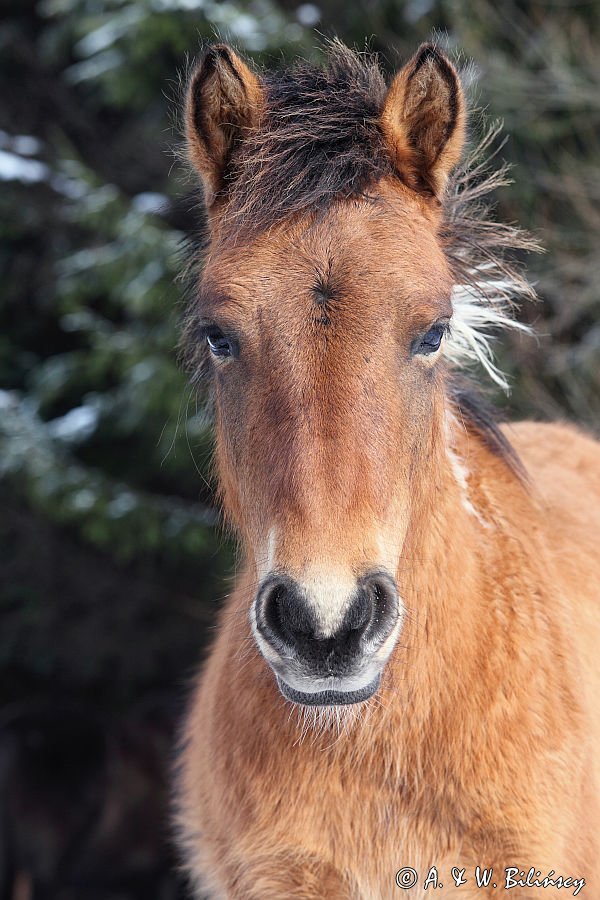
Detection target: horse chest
<box><xmin>250</xmin><ymin>742</ymin><xmax>471</xmax><ymax>880</ymax></box>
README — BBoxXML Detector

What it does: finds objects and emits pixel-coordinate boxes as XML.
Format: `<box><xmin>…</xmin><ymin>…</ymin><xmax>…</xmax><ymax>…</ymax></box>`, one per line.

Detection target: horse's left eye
<box><xmin>206</xmin><ymin>328</ymin><xmax>233</xmax><ymax>359</ymax></box>
<box><xmin>414</xmin><ymin>323</ymin><xmax>446</xmax><ymax>356</ymax></box>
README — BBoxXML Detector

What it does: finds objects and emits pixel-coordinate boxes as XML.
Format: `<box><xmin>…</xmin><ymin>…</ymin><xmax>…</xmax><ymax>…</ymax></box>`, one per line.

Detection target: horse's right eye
<box><xmin>206</xmin><ymin>328</ymin><xmax>234</xmax><ymax>359</ymax></box>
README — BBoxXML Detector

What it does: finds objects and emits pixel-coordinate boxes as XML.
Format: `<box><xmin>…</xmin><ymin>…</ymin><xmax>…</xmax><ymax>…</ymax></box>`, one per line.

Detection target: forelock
<box><xmin>223</xmin><ymin>40</ymin><xmax>393</xmax><ymax>234</ymax></box>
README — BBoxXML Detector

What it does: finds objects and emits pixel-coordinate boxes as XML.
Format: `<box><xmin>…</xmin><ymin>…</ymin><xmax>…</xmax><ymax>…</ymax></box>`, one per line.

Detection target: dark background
<box><xmin>1</xmin><ymin>0</ymin><xmax>598</xmax><ymax>897</ymax></box>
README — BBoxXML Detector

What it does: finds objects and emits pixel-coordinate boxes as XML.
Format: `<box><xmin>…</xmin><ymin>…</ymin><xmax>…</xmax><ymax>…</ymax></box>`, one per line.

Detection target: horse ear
<box><xmin>381</xmin><ymin>43</ymin><xmax>465</xmax><ymax>197</ymax></box>
<box><xmin>185</xmin><ymin>44</ymin><xmax>263</xmax><ymax>206</ymax></box>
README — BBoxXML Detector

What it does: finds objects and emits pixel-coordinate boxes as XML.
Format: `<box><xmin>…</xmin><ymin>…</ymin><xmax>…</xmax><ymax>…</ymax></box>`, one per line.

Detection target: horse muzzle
<box><xmin>252</xmin><ymin>569</ymin><xmax>402</xmax><ymax>706</ymax></box>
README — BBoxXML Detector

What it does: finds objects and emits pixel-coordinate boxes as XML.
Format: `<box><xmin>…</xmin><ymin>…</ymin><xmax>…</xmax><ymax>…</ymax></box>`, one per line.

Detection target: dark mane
<box><xmin>225</xmin><ymin>41</ymin><xmax>393</xmax><ymax>232</ymax></box>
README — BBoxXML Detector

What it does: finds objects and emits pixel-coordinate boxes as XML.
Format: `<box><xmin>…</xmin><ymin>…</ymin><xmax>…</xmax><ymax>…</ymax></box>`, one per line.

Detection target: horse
<box><xmin>175</xmin><ymin>40</ymin><xmax>600</xmax><ymax>899</ymax></box>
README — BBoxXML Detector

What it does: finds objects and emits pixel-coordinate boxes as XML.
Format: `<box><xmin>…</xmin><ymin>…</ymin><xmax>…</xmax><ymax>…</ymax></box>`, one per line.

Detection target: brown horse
<box><xmin>175</xmin><ymin>41</ymin><xmax>600</xmax><ymax>899</ymax></box>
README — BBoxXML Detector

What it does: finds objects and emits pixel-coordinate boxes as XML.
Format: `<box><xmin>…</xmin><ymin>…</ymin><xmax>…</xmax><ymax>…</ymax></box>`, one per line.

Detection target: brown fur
<box><xmin>176</xmin><ymin>41</ymin><xmax>600</xmax><ymax>899</ymax></box>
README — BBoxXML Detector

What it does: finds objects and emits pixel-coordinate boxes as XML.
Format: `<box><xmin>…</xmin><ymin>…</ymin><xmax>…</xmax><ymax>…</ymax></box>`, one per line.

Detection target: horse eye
<box><xmin>414</xmin><ymin>323</ymin><xmax>447</xmax><ymax>356</ymax></box>
<box><xmin>206</xmin><ymin>328</ymin><xmax>233</xmax><ymax>359</ymax></box>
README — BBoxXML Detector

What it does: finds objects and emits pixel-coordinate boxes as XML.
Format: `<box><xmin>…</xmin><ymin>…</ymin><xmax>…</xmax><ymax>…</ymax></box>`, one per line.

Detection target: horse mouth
<box><xmin>276</xmin><ymin>673</ymin><xmax>381</xmax><ymax>706</ymax></box>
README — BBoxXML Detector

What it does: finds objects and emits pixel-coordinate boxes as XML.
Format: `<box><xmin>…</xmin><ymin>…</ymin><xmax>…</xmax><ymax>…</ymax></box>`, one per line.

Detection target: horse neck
<box><xmin>389</xmin><ymin>408</ymin><xmax>520</xmax><ymax>730</ymax></box>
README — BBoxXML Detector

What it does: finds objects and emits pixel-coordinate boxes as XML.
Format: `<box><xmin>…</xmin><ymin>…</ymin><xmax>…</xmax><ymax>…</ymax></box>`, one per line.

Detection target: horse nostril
<box><xmin>351</xmin><ymin>572</ymin><xmax>399</xmax><ymax>644</ymax></box>
<box><xmin>257</xmin><ymin>576</ymin><xmax>316</xmax><ymax>649</ymax></box>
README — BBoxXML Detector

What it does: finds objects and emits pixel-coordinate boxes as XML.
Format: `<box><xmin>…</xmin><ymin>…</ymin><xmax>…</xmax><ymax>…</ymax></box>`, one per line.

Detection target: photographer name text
<box><xmin>394</xmin><ymin>866</ymin><xmax>585</xmax><ymax>895</ymax></box>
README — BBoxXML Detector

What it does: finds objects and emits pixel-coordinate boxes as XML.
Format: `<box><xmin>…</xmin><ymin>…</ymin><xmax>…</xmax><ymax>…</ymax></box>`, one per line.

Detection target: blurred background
<box><xmin>0</xmin><ymin>0</ymin><xmax>598</xmax><ymax>897</ymax></box>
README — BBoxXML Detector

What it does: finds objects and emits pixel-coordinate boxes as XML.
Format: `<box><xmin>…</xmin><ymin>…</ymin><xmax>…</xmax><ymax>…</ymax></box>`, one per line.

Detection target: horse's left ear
<box><xmin>381</xmin><ymin>43</ymin><xmax>465</xmax><ymax>197</ymax></box>
<box><xmin>185</xmin><ymin>44</ymin><xmax>264</xmax><ymax>206</ymax></box>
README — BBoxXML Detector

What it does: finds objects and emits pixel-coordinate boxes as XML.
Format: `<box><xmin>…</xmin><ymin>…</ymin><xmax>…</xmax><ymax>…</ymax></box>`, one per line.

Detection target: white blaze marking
<box><xmin>299</xmin><ymin>567</ymin><xmax>363</xmax><ymax>636</ymax></box>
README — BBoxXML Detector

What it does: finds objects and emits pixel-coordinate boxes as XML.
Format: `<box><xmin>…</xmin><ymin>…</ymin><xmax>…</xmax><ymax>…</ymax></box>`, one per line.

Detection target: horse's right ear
<box><xmin>185</xmin><ymin>44</ymin><xmax>263</xmax><ymax>206</ymax></box>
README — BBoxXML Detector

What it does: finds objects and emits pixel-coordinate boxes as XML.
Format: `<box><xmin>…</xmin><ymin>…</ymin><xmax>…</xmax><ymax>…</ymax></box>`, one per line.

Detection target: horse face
<box><xmin>194</xmin><ymin>190</ymin><xmax>453</xmax><ymax>703</ymax></box>
<box><xmin>184</xmin><ymin>42</ymin><xmax>464</xmax><ymax>704</ymax></box>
